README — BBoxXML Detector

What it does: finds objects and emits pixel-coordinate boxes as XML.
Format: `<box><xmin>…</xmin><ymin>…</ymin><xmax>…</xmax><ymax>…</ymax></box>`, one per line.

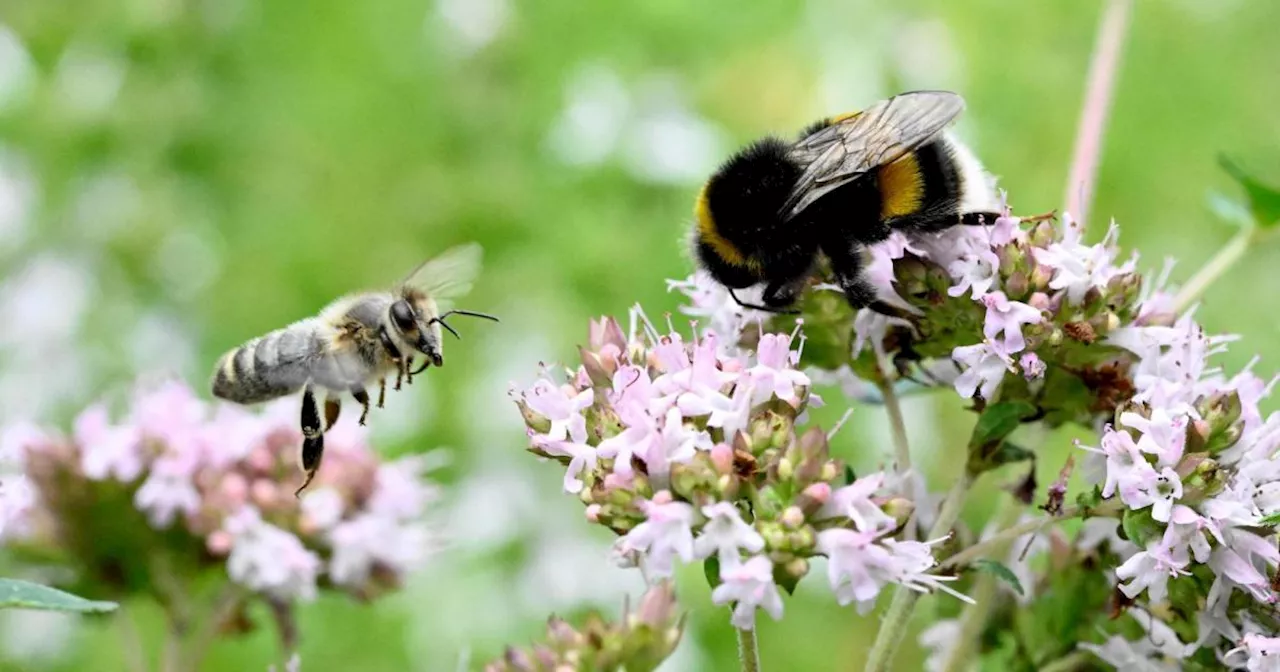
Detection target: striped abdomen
<box><xmin>211</xmin><ymin>320</ymin><xmax>326</xmax><ymax>404</ymax></box>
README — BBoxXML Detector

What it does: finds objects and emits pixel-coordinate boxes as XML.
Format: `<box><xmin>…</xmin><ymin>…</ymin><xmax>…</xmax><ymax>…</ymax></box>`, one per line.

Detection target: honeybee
<box><xmin>692</xmin><ymin>90</ymin><xmax>1014</xmax><ymax>314</ymax></box>
<box><xmin>211</xmin><ymin>244</ymin><xmax>498</xmax><ymax>495</ymax></box>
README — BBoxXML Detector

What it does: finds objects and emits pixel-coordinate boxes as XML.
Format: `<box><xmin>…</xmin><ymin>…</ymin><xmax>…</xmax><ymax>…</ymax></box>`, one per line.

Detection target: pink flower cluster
<box><xmin>3</xmin><ymin>380</ymin><xmax>437</xmax><ymax>602</ymax></box>
<box><xmin>513</xmin><ymin>309</ymin><xmax>969</xmax><ymax>630</ymax></box>
<box><xmin>1082</xmin><ymin>312</ymin><xmax>1280</xmax><ymax>655</ymax></box>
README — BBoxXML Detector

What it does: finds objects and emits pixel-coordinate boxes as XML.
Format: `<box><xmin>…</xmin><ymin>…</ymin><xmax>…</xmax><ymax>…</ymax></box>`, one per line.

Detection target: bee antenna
<box><xmin>430</xmin><ymin>317</ymin><xmax>463</xmax><ymax>340</ymax></box>
<box><xmin>439</xmin><ymin>309</ymin><xmax>500</xmax><ymax>323</ymax></box>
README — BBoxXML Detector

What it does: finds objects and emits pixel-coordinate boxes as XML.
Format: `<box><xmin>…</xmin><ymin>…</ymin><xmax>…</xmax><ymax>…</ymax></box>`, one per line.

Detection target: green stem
<box><xmin>1040</xmin><ymin>650</ymin><xmax>1092</xmax><ymax>672</ymax></box>
<box><xmin>737</xmin><ymin>627</ymin><xmax>761</xmax><ymax>672</ymax></box>
<box><xmin>937</xmin><ymin>499</ymin><xmax>1122</xmax><ymax>572</ymax></box>
<box><xmin>878</xmin><ymin>380</ymin><xmax>916</xmax><ymax>539</ymax></box>
<box><xmin>863</xmin><ymin>471</ymin><xmax>975</xmax><ymax>672</ymax></box>
<box><xmin>1173</xmin><ymin>226</ymin><xmax>1254</xmax><ymax>313</ymax></box>
<box><xmin>116</xmin><ymin>604</ymin><xmax>151</xmax><ymax>672</ymax></box>
<box><xmin>940</xmin><ymin>502</ymin><xmax>1022</xmax><ymax>672</ymax></box>
<box><xmin>878</xmin><ymin>380</ymin><xmax>913</xmax><ymax>478</ymax></box>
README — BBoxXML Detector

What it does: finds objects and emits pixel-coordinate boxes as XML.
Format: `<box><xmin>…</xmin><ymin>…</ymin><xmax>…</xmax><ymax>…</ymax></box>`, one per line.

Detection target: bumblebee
<box><xmin>691</xmin><ymin>90</ymin><xmax>1003</xmax><ymax>313</ymax></box>
<box><xmin>211</xmin><ymin>244</ymin><xmax>498</xmax><ymax>495</ymax></box>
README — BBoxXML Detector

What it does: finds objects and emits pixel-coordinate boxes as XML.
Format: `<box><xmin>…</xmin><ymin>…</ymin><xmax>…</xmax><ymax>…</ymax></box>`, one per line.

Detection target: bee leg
<box><xmin>351</xmin><ymin>386</ymin><xmax>371</xmax><ymax>426</ymax></box>
<box><xmin>377</xmin><ymin>325</ymin><xmax>406</xmax><ymax>391</ymax></box>
<box><xmin>377</xmin><ymin>378</ymin><xmax>387</xmax><ymax>408</ymax></box>
<box><xmin>296</xmin><ymin>385</ymin><xmax>325</xmax><ymax>497</ymax></box>
<box><xmin>405</xmin><ymin>357</ymin><xmax>417</xmax><ymax>385</ymax></box>
<box><xmin>323</xmin><ymin>396</ymin><xmax>341</xmax><ymax>431</ymax></box>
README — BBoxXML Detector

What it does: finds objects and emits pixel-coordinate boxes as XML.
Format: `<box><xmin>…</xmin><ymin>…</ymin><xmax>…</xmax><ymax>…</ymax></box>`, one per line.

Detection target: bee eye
<box><xmin>391</xmin><ymin>301</ymin><xmax>417</xmax><ymax>331</ymax></box>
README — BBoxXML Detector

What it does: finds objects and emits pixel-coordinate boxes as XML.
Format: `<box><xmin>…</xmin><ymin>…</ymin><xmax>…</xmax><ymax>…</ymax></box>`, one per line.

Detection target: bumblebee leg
<box><xmin>821</xmin><ymin>239</ymin><xmax>878</xmax><ymax>309</ymax></box>
<box><xmin>957</xmin><ymin>212</ymin><xmax>1005</xmax><ymax>227</ymax></box>
<box><xmin>323</xmin><ymin>396</ymin><xmax>341</xmax><ymax>431</ymax></box>
<box><xmin>377</xmin><ymin>378</ymin><xmax>386</xmax><ymax>408</ymax></box>
<box><xmin>405</xmin><ymin>357</ymin><xmax>417</xmax><ymax>385</ymax></box>
<box><xmin>761</xmin><ymin>280</ymin><xmax>807</xmax><ymax>313</ymax></box>
<box><xmin>351</xmin><ymin>386</ymin><xmax>371</xmax><ymax>426</ymax></box>
<box><xmin>296</xmin><ymin>385</ymin><xmax>325</xmax><ymax>497</ymax></box>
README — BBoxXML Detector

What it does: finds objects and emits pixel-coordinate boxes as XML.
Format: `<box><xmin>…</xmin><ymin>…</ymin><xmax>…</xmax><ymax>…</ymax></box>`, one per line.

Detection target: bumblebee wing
<box><xmin>781</xmin><ymin>90</ymin><xmax>965</xmax><ymax>221</ymax></box>
<box><xmin>399</xmin><ymin>243</ymin><xmax>483</xmax><ymax>311</ymax></box>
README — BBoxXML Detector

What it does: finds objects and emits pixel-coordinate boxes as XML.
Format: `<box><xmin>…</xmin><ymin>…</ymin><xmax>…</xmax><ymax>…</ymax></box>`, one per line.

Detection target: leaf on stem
<box><xmin>0</xmin><ymin>578</ymin><xmax>118</xmax><ymax>613</ymax></box>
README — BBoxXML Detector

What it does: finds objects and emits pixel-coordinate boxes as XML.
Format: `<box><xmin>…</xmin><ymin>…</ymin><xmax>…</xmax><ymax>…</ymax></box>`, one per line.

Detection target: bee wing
<box><xmin>780</xmin><ymin>90</ymin><xmax>965</xmax><ymax>221</ymax></box>
<box><xmin>399</xmin><ymin>242</ymin><xmax>484</xmax><ymax>311</ymax></box>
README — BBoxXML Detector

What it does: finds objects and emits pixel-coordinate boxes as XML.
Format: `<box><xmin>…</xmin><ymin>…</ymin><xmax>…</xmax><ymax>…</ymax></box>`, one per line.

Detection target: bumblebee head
<box><xmin>691</xmin><ymin>137</ymin><xmax>803</xmax><ymax>287</ymax></box>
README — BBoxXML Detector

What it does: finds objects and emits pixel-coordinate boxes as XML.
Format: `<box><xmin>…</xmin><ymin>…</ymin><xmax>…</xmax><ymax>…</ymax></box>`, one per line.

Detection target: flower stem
<box><xmin>1064</xmin><ymin>0</ymin><xmax>1133</xmax><ymax>227</ymax></box>
<box><xmin>116</xmin><ymin>605</ymin><xmax>150</xmax><ymax>672</ymax></box>
<box><xmin>864</xmin><ymin>471</ymin><xmax>975</xmax><ymax>672</ymax></box>
<box><xmin>1040</xmin><ymin>650</ymin><xmax>1092</xmax><ymax>672</ymax></box>
<box><xmin>1173</xmin><ymin>226</ymin><xmax>1254</xmax><ymax>313</ymax></box>
<box><xmin>940</xmin><ymin>502</ymin><xmax>1022</xmax><ymax>672</ymax></box>
<box><xmin>737</xmin><ymin>627</ymin><xmax>762</xmax><ymax>672</ymax></box>
<box><xmin>878</xmin><ymin>380</ymin><xmax>913</xmax><ymax>479</ymax></box>
<box><xmin>937</xmin><ymin>499</ymin><xmax>1122</xmax><ymax>572</ymax></box>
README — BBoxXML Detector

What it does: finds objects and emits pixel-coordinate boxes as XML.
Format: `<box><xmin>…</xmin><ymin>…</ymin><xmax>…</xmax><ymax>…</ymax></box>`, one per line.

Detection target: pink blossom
<box><xmin>1019</xmin><ymin>352</ymin><xmax>1046</xmax><ymax>380</ymax></box>
<box><xmin>300</xmin><ymin>488</ymin><xmax>345</xmax><ymax>531</ymax></box>
<box><xmin>817</xmin><ymin>530</ymin><xmax>967</xmax><ymax>613</ymax></box>
<box><xmin>1115</xmin><ymin>538</ymin><xmax>1189</xmax><ymax>602</ymax></box>
<box><xmin>75</xmin><ymin>405</ymin><xmax>144</xmax><ymax>482</ymax></box>
<box><xmin>224</xmin><ymin>507</ymin><xmax>321</xmax><ymax>601</ymax></box>
<box><xmin>710</xmin><ymin>555</ymin><xmax>783</xmax><ymax>630</ymax></box>
<box><xmin>743</xmin><ymin>333</ymin><xmax>810</xmax><ymax>406</ymax></box>
<box><xmin>539</xmin><ymin>413</ymin><xmax>597</xmax><ymax>494</ymax></box>
<box><xmin>952</xmin><ymin>341</ymin><xmax>1013</xmax><ymax>400</ymax></box>
<box><xmin>693</xmin><ymin>502</ymin><xmax>764</xmax><ymax>567</ymax></box>
<box><xmin>328</xmin><ymin>514</ymin><xmax>429</xmax><ymax>587</ymax></box>
<box><xmin>524</xmin><ymin>379</ymin><xmax>593</xmax><ymax>444</ymax></box>
<box><xmin>1031</xmin><ymin>220</ymin><xmax>1135</xmax><ymax>305</ymax></box>
<box><xmin>980</xmin><ymin>291</ymin><xmax>1041</xmax><ymax>353</ymax></box>
<box><xmin>1081</xmin><ymin>428</ymin><xmax>1159</xmax><ymax>506</ymax></box>
<box><xmin>613</xmin><ymin>495</ymin><xmax>696</xmax><ymax>578</ymax></box>
<box><xmin>134</xmin><ymin>456</ymin><xmax>201</xmax><ymax>528</ymax></box>
<box><xmin>817</xmin><ymin>473</ymin><xmax>895</xmax><ymax>534</ymax></box>
<box><xmin>1226</xmin><ymin>633</ymin><xmax>1280</xmax><ymax>672</ymax></box>
<box><xmin>946</xmin><ymin>247</ymin><xmax>1000</xmax><ymax>300</ymax></box>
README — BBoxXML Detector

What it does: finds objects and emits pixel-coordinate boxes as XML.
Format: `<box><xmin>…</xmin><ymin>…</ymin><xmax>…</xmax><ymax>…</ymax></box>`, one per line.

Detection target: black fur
<box><xmin>699</xmin><ymin>137</ymin><xmax>816</xmax><ymax>308</ymax></box>
<box><xmin>695</xmin><ymin>121</ymin><xmax>1000</xmax><ymax>313</ymax></box>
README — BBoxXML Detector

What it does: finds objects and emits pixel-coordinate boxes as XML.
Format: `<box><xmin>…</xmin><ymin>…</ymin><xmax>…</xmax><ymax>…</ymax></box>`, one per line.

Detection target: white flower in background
<box><xmin>546</xmin><ymin>64</ymin><xmax>631</xmax><ymax>167</ymax></box>
<box><xmin>224</xmin><ymin>507</ymin><xmax>321</xmax><ymax>601</ymax></box>
<box><xmin>432</xmin><ymin>0</ymin><xmax>510</xmax><ymax>55</ymax></box>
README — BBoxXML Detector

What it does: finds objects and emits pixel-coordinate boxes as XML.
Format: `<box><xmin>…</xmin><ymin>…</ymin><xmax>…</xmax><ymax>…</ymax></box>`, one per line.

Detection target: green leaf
<box><xmin>1258</xmin><ymin>511</ymin><xmax>1280</xmax><ymax>527</ymax></box>
<box><xmin>968</xmin><ymin>401</ymin><xmax>1037</xmax><ymax>452</ymax></box>
<box><xmin>0</xmin><ymin>579</ymin><xmax>117</xmax><ymax>614</ymax></box>
<box><xmin>703</xmin><ymin>557</ymin><xmax>721</xmax><ymax>590</ymax></box>
<box><xmin>1121</xmin><ymin>508</ymin><xmax>1161</xmax><ymax>548</ymax></box>
<box><xmin>844</xmin><ymin>466</ymin><xmax>857</xmax><ymax>485</ymax></box>
<box><xmin>971</xmin><ymin>559</ymin><xmax>1024</xmax><ymax>596</ymax></box>
<box><xmin>967</xmin><ymin>401</ymin><xmax>1038</xmax><ymax>474</ymax></box>
<box><xmin>1220</xmin><ymin>155</ymin><xmax>1280</xmax><ymax>228</ymax></box>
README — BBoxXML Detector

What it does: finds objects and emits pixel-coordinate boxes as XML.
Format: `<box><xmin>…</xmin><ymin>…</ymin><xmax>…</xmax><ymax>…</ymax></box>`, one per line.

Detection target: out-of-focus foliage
<box><xmin>0</xmin><ymin>0</ymin><xmax>1276</xmax><ymax>669</ymax></box>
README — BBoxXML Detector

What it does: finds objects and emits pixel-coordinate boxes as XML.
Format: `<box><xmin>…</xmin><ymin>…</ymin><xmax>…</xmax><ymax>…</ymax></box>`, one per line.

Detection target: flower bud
<box><xmin>1028</xmin><ymin>292</ymin><xmax>1051</xmax><ymax>311</ymax></box>
<box><xmin>883</xmin><ymin>497</ymin><xmax>915</xmax><ymax>525</ymax></box>
<box><xmin>1004</xmin><ymin>271</ymin><xmax>1030</xmax><ymax>299</ymax></box>
<box><xmin>784</xmin><ymin>557</ymin><xmax>810</xmax><ymax>582</ymax></box>
<box><xmin>781</xmin><ymin>506</ymin><xmax>805</xmax><ymax>529</ymax></box>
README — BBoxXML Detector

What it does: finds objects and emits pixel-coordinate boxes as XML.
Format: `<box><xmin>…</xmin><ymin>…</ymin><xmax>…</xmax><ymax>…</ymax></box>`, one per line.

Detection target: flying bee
<box><xmin>692</xmin><ymin>90</ymin><xmax>1023</xmax><ymax>315</ymax></box>
<box><xmin>211</xmin><ymin>243</ymin><xmax>498</xmax><ymax>495</ymax></box>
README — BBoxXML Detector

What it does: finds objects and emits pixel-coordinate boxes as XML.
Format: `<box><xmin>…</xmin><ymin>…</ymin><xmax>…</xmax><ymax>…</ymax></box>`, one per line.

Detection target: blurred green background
<box><xmin>0</xmin><ymin>0</ymin><xmax>1277</xmax><ymax>669</ymax></box>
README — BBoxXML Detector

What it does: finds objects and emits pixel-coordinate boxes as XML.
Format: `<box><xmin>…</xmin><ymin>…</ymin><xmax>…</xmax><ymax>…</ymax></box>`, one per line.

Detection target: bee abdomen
<box><xmin>211</xmin><ymin>325</ymin><xmax>316</xmax><ymax>404</ymax></box>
